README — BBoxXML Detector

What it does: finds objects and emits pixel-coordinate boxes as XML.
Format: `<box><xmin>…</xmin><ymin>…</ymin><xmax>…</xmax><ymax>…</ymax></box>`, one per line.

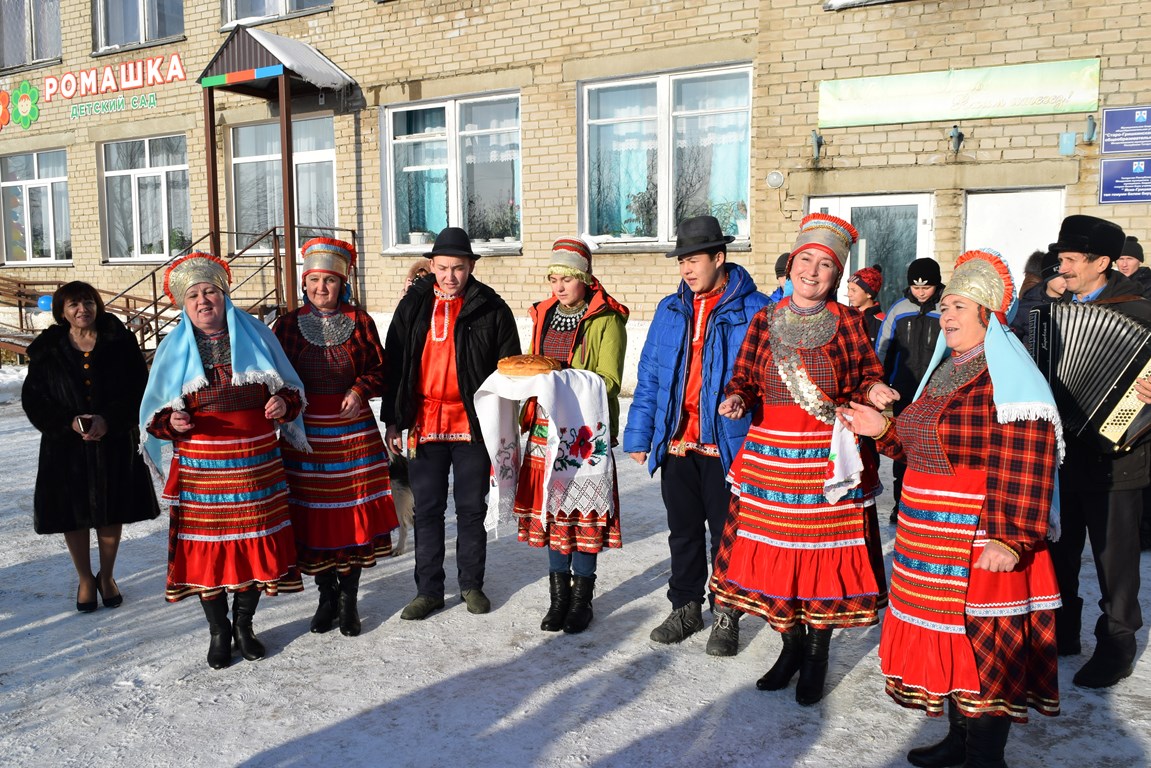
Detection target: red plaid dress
<box><xmin>275</xmin><ymin>306</ymin><xmax>399</xmax><ymax>574</ymax></box>
<box><xmin>710</xmin><ymin>300</ymin><xmax>888</xmax><ymax>629</ymax></box>
<box><xmin>876</xmin><ymin>362</ymin><xmax>1060</xmax><ymax>722</ymax></box>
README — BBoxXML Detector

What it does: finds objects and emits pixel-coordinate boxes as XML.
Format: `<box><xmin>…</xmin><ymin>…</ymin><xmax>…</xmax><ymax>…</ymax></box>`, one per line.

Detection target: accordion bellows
<box><xmin>1028</xmin><ymin>302</ymin><xmax>1151</xmax><ymax>452</ymax></box>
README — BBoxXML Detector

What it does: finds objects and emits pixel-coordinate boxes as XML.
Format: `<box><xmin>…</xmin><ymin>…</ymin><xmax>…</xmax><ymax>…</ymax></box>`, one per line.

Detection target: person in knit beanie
<box><xmin>847</xmin><ymin>264</ymin><xmax>885</xmax><ymax>346</ymax></box>
<box><xmin>1115</xmin><ymin>236</ymin><xmax>1151</xmax><ymax>297</ymax></box>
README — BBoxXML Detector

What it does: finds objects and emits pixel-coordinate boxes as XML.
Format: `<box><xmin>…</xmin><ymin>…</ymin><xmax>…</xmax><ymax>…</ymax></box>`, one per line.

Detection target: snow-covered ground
<box><xmin>0</xmin><ymin>378</ymin><xmax>1148</xmax><ymax>767</ymax></box>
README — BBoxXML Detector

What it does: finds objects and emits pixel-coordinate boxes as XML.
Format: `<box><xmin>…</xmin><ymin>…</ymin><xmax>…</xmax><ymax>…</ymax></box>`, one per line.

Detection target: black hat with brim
<box><xmin>666</xmin><ymin>215</ymin><xmax>735</xmax><ymax>259</ymax></box>
<box><xmin>425</xmin><ymin>226</ymin><xmax>479</xmax><ymax>259</ymax></box>
<box><xmin>1048</xmin><ymin>215</ymin><xmax>1125</xmax><ymax>261</ymax></box>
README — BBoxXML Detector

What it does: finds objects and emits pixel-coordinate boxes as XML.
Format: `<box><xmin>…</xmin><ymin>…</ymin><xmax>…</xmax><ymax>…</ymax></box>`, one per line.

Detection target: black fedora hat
<box><xmin>425</xmin><ymin>227</ymin><xmax>478</xmax><ymax>259</ymax></box>
<box><xmin>1049</xmin><ymin>215</ymin><xmax>1125</xmax><ymax>261</ymax></box>
<box><xmin>666</xmin><ymin>215</ymin><xmax>735</xmax><ymax>259</ymax></box>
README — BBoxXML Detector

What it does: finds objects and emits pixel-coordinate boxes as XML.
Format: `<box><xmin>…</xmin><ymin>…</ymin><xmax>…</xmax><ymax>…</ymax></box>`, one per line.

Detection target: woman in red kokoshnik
<box><xmin>712</xmin><ymin>213</ymin><xmax>899</xmax><ymax>706</ymax></box>
<box><xmin>842</xmin><ymin>249</ymin><xmax>1061</xmax><ymax>768</ymax></box>
<box><xmin>275</xmin><ymin>238</ymin><xmax>399</xmax><ymax>637</ymax></box>
<box><xmin>141</xmin><ymin>252</ymin><xmax>309</xmax><ymax>669</ymax></box>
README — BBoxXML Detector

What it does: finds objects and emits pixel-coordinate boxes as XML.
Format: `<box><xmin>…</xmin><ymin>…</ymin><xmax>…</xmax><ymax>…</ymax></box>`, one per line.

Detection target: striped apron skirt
<box><xmin>880</xmin><ymin>466</ymin><xmax>1061</xmax><ymax>721</ymax></box>
<box><xmin>280</xmin><ymin>393</ymin><xmax>398</xmax><ymax>573</ymax></box>
<box><xmin>163</xmin><ymin>409</ymin><xmax>302</xmax><ymax>601</ymax></box>
<box><xmin>711</xmin><ymin>404</ymin><xmax>884</xmax><ymax>629</ymax></box>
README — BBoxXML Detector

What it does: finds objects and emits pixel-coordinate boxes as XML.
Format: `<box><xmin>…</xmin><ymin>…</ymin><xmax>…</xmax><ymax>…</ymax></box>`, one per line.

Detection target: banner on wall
<box><xmin>818</xmin><ymin>59</ymin><xmax>1100</xmax><ymax>128</ymax></box>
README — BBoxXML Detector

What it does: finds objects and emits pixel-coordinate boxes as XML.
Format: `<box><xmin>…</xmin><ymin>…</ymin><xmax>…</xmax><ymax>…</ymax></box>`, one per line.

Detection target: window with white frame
<box><xmin>0</xmin><ymin>0</ymin><xmax>61</xmax><ymax>70</ymax></box>
<box><xmin>0</xmin><ymin>150</ymin><xmax>70</xmax><ymax>263</ymax></box>
<box><xmin>582</xmin><ymin>66</ymin><xmax>751</xmax><ymax>242</ymax></box>
<box><xmin>224</xmin><ymin>0</ymin><xmax>330</xmax><ymax>24</ymax></box>
<box><xmin>231</xmin><ymin>116</ymin><xmax>336</xmax><ymax>253</ymax></box>
<box><xmin>96</xmin><ymin>0</ymin><xmax>183</xmax><ymax>51</ymax></box>
<box><xmin>386</xmin><ymin>95</ymin><xmax>520</xmax><ymax>246</ymax></box>
<box><xmin>103</xmin><ymin>135</ymin><xmax>190</xmax><ymax>260</ymax></box>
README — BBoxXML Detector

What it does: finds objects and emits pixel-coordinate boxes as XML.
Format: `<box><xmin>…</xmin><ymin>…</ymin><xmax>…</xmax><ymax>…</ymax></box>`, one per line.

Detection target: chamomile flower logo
<box><xmin>11</xmin><ymin>81</ymin><xmax>39</xmax><ymax>130</ymax></box>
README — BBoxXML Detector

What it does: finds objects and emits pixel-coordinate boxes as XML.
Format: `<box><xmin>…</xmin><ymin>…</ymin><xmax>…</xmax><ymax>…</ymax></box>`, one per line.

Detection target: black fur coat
<box><xmin>22</xmin><ymin>314</ymin><xmax>159</xmax><ymax>534</ymax></box>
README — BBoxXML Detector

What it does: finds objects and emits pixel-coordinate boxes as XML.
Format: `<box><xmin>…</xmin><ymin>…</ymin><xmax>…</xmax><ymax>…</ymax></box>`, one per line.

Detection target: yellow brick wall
<box><xmin>1</xmin><ymin>0</ymin><xmax>1149</xmax><ymax>322</ymax></box>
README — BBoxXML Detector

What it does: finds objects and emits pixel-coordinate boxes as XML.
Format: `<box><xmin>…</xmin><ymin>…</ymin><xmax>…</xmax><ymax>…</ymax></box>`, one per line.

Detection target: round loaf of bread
<box><xmin>497</xmin><ymin>354</ymin><xmax>563</xmax><ymax>377</ymax></box>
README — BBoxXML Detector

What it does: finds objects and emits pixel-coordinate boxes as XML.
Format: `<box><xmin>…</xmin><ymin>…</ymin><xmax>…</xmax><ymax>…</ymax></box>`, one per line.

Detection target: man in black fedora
<box><xmin>623</xmin><ymin>215</ymin><xmax>770</xmax><ymax>655</ymax></box>
<box><xmin>1045</xmin><ymin>214</ymin><xmax>1151</xmax><ymax>688</ymax></box>
<box><xmin>381</xmin><ymin>226</ymin><xmax>520</xmax><ymax>620</ymax></box>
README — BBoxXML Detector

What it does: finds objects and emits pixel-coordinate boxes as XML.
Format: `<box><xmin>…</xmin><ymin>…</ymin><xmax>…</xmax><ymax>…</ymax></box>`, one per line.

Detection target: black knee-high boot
<box><xmin>541</xmin><ymin>571</ymin><xmax>572</xmax><ymax>632</ymax></box>
<box><xmin>964</xmin><ymin>715</ymin><xmax>1011</xmax><ymax>768</ymax></box>
<box><xmin>231</xmin><ymin>590</ymin><xmax>266</xmax><ymax>661</ymax></box>
<box><xmin>337</xmin><ymin>567</ymin><xmax>362</xmax><ymax>637</ymax></box>
<box><xmin>311</xmin><ymin>572</ymin><xmax>339</xmax><ymax>634</ymax></box>
<box><xmin>757</xmin><ymin>624</ymin><xmax>805</xmax><ymax>691</ymax></box>
<box><xmin>563</xmin><ymin>575</ymin><xmax>595</xmax><ymax>634</ymax></box>
<box><xmin>201</xmin><ymin>595</ymin><xmax>233</xmax><ymax>670</ymax></box>
<box><xmin>795</xmin><ymin>627</ymin><xmax>832</xmax><ymax>706</ymax></box>
<box><xmin>907</xmin><ymin>699</ymin><xmax>967</xmax><ymax>768</ymax></box>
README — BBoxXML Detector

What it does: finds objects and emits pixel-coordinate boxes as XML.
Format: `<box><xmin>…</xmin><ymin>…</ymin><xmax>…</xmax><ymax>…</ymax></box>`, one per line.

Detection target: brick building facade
<box><xmin>1</xmin><ymin>0</ymin><xmax>1148</xmax><ymax>325</ymax></box>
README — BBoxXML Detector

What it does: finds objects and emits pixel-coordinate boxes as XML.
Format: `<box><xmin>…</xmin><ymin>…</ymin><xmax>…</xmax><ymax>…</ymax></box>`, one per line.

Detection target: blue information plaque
<box><xmin>1102</xmin><ymin>107</ymin><xmax>1151</xmax><ymax>154</ymax></box>
<box><xmin>1100</xmin><ymin>157</ymin><xmax>1151</xmax><ymax>204</ymax></box>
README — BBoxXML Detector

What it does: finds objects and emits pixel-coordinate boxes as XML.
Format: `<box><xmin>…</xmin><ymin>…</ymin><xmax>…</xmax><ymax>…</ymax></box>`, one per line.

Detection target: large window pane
<box><xmin>0</xmin><ymin>0</ymin><xmax>28</xmax><ymax>69</ymax></box>
<box><xmin>28</xmin><ymin>186</ymin><xmax>50</xmax><ymax>259</ymax></box>
<box><xmin>34</xmin><ymin>0</ymin><xmax>61</xmax><ymax>60</ymax></box>
<box><xmin>103</xmin><ymin>0</ymin><xmax>140</xmax><ymax>48</ymax></box>
<box><xmin>148</xmin><ymin>0</ymin><xmax>183</xmax><ymax>39</ymax></box>
<box><xmin>137</xmin><ymin>175</ymin><xmax>163</xmax><ymax>256</ymax></box>
<box><xmin>0</xmin><ymin>153</ymin><xmax>34</xmax><ymax>182</ymax></box>
<box><xmin>105</xmin><ymin>141</ymin><xmax>145</xmax><ymax>172</ymax></box>
<box><xmin>1</xmin><ymin>187</ymin><xmax>27</xmax><ymax>261</ymax></box>
<box><xmin>294</xmin><ymin>117</ymin><xmax>334</xmax><ymax>152</ymax></box>
<box><xmin>462</xmin><ymin>131</ymin><xmax>519</xmax><ymax>240</ymax></box>
<box><xmin>393</xmin><ymin>144</ymin><xmax>448</xmax><ymax>242</ymax></box>
<box><xmin>150</xmin><ymin>136</ymin><xmax>186</xmax><ymax>167</ymax></box>
<box><xmin>589</xmin><ymin>121</ymin><xmax>657</xmax><ymax>238</ymax></box>
<box><xmin>235</xmin><ymin>160</ymin><xmax>281</xmax><ymax>239</ymax></box>
<box><xmin>673</xmin><ymin>112</ymin><xmax>750</xmax><ymax>233</ymax></box>
<box><xmin>52</xmin><ymin>181</ymin><xmax>70</xmax><ymax>259</ymax></box>
<box><xmin>105</xmin><ymin>175</ymin><xmax>134</xmax><ymax>258</ymax></box>
<box><xmin>167</xmin><ymin>170</ymin><xmax>190</xmax><ymax>255</ymax></box>
<box><xmin>296</xmin><ymin>161</ymin><xmax>334</xmax><ymax>247</ymax></box>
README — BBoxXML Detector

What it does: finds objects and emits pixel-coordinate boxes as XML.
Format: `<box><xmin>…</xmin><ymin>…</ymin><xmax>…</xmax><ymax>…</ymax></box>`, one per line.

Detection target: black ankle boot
<box><xmin>337</xmin><ymin>568</ymin><xmax>362</xmax><ymax>637</ymax></box>
<box><xmin>201</xmin><ymin>595</ymin><xmax>233</xmax><ymax>670</ymax></box>
<box><xmin>563</xmin><ymin>575</ymin><xmax>595</xmax><ymax>634</ymax></box>
<box><xmin>310</xmin><ymin>572</ymin><xmax>339</xmax><ymax>634</ymax></box>
<box><xmin>964</xmin><ymin>715</ymin><xmax>1011</xmax><ymax>768</ymax></box>
<box><xmin>795</xmin><ymin>627</ymin><xmax>832</xmax><ymax>706</ymax></box>
<box><xmin>757</xmin><ymin>624</ymin><xmax>805</xmax><ymax>691</ymax></box>
<box><xmin>908</xmin><ymin>700</ymin><xmax>967</xmax><ymax>767</ymax></box>
<box><xmin>541</xmin><ymin>571</ymin><xmax>572</xmax><ymax>632</ymax></box>
<box><xmin>231</xmin><ymin>590</ymin><xmax>266</xmax><ymax>661</ymax></box>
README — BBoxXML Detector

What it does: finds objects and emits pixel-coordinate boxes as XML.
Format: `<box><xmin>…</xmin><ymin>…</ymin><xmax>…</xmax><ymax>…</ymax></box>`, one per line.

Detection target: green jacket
<box><xmin>529</xmin><ymin>284</ymin><xmax>629</xmax><ymax>438</ymax></box>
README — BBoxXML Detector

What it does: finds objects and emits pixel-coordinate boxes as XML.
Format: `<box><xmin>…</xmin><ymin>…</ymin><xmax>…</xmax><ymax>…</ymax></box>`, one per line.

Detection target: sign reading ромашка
<box><xmin>1101</xmin><ymin>107</ymin><xmax>1151</xmax><ymax>155</ymax></box>
<box><xmin>818</xmin><ymin>59</ymin><xmax>1100</xmax><ymax>128</ymax></box>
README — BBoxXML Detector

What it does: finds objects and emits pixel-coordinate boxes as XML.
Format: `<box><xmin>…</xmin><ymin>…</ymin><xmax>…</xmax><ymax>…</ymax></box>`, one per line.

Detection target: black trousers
<box><xmin>1050</xmin><ymin>483</ymin><xmax>1144</xmax><ymax>652</ymax></box>
<box><xmin>408</xmin><ymin>441</ymin><xmax>491</xmax><ymax>599</ymax></box>
<box><xmin>660</xmin><ymin>452</ymin><xmax>731</xmax><ymax>609</ymax></box>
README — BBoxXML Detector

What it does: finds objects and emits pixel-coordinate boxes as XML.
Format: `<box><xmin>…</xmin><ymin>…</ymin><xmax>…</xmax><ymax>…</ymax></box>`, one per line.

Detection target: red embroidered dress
<box><xmin>513</xmin><ymin>290</ymin><xmax>626</xmax><ymax>554</ymax></box>
<box><xmin>275</xmin><ymin>305</ymin><xmax>399</xmax><ymax>574</ymax></box>
<box><xmin>876</xmin><ymin>346</ymin><xmax>1060</xmax><ymax>722</ymax></box>
<box><xmin>710</xmin><ymin>299</ymin><xmax>887</xmax><ymax>629</ymax></box>
<box><xmin>415</xmin><ymin>293</ymin><xmax>471</xmax><ymax>444</ymax></box>
<box><xmin>148</xmin><ymin>332</ymin><xmax>304</xmax><ymax>602</ymax></box>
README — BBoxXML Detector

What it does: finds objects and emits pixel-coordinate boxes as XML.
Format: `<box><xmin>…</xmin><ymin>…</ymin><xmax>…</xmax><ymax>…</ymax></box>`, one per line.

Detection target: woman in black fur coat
<box><xmin>21</xmin><ymin>282</ymin><xmax>159</xmax><ymax>613</ymax></box>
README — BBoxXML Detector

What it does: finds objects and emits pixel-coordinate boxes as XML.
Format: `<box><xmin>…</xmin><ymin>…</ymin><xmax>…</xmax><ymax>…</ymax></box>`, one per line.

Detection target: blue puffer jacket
<box><xmin>623</xmin><ymin>263</ymin><xmax>771</xmax><ymax>475</ymax></box>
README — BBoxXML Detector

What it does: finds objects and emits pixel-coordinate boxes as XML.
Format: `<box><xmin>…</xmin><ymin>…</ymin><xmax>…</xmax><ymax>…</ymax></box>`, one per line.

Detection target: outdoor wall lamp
<box><xmin>1084</xmin><ymin>115</ymin><xmax>1098</xmax><ymax>144</ymax></box>
<box><xmin>812</xmin><ymin>130</ymin><xmax>824</xmax><ymax>160</ymax></box>
<box><xmin>949</xmin><ymin>125</ymin><xmax>965</xmax><ymax>153</ymax></box>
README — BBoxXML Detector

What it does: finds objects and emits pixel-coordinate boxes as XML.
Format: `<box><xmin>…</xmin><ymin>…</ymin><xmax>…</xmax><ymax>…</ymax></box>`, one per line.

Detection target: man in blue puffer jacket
<box><xmin>623</xmin><ymin>215</ymin><xmax>771</xmax><ymax>657</ymax></box>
